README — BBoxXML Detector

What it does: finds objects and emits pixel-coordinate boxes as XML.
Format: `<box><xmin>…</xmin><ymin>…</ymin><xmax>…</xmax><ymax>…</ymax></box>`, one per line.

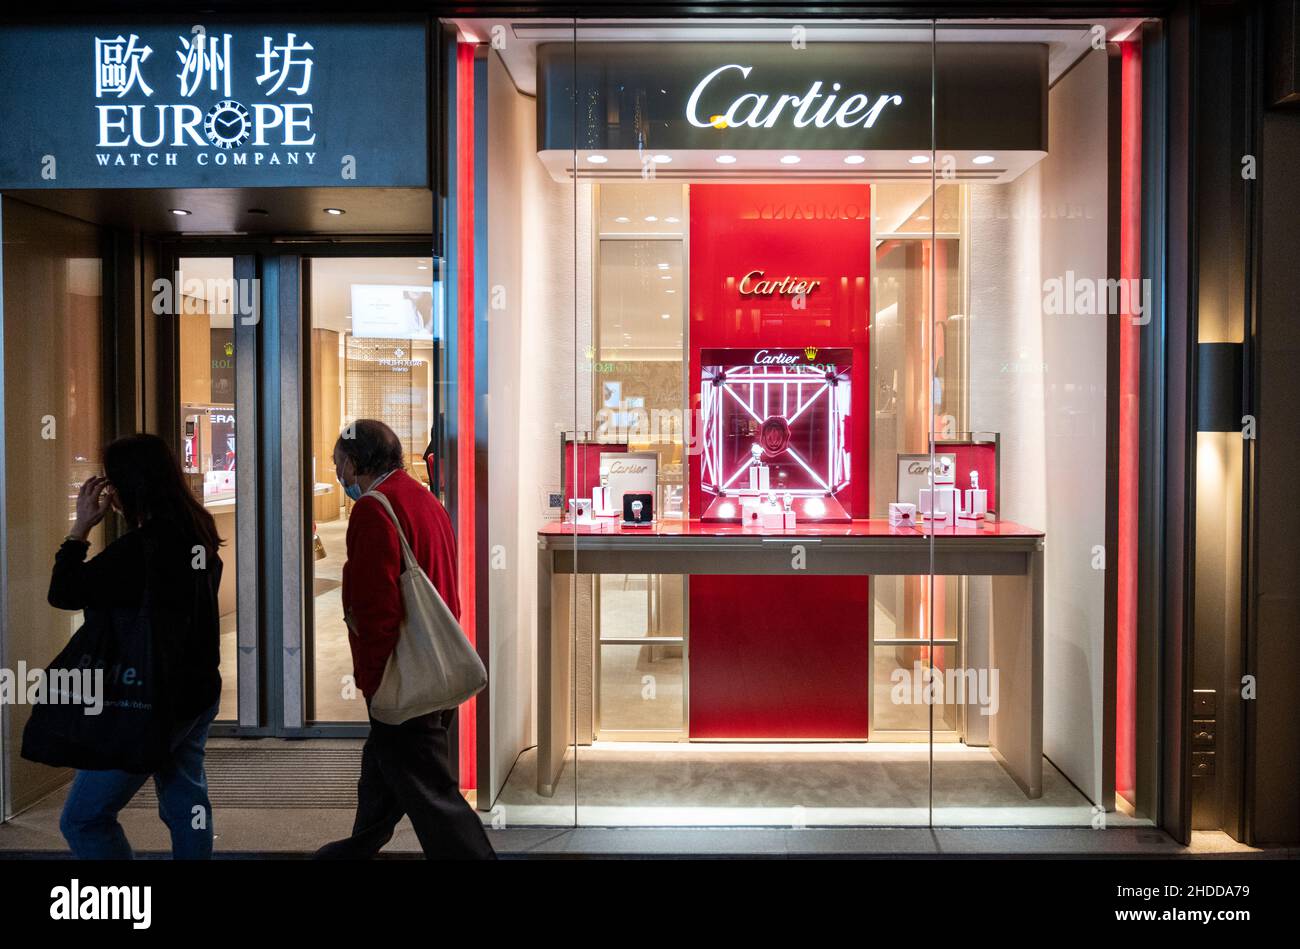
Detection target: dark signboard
<box><xmin>537</xmin><ymin>42</ymin><xmax>1047</xmax><ymax>153</ymax></box>
<box><xmin>0</xmin><ymin>21</ymin><xmax>429</xmax><ymax>189</ymax></box>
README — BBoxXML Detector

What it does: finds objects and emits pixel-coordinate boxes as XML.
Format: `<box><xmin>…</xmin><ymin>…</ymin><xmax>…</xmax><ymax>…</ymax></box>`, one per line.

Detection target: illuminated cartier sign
<box><xmin>753</xmin><ymin>349</ymin><xmax>838</xmax><ymax>372</ymax></box>
<box><xmin>738</xmin><ymin>270</ymin><xmax>822</xmax><ymax>298</ymax></box>
<box><xmin>535</xmin><ymin>43</ymin><xmax>1049</xmax><ymax>158</ymax></box>
<box><xmin>686</xmin><ymin>63</ymin><xmax>903</xmax><ymax>131</ymax></box>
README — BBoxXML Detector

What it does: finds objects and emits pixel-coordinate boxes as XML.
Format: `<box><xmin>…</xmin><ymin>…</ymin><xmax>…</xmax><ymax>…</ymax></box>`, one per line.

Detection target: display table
<box><xmin>536</xmin><ymin>518</ymin><xmax>1045</xmax><ymax>798</ymax></box>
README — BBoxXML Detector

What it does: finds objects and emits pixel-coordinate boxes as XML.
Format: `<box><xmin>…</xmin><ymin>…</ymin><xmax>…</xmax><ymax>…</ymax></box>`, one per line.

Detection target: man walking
<box><xmin>315</xmin><ymin>419</ymin><xmax>495</xmax><ymax>860</ymax></box>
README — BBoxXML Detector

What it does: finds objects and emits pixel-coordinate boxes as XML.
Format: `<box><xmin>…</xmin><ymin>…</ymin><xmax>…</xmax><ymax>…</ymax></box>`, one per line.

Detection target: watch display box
<box><xmin>699</xmin><ymin>347</ymin><xmax>853</xmax><ymax>522</ymax></box>
<box><xmin>622</xmin><ymin>492</ymin><xmax>654</xmax><ymax>527</ymax></box>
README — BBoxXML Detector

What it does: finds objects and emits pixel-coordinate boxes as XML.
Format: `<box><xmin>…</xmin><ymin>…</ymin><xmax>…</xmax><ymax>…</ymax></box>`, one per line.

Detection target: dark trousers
<box><xmin>314</xmin><ymin>708</ymin><xmax>496</xmax><ymax>860</ymax></box>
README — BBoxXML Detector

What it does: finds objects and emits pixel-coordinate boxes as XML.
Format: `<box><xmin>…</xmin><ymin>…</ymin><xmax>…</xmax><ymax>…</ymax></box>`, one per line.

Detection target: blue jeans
<box><xmin>60</xmin><ymin>701</ymin><xmax>219</xmax><ymax>860</ymax></box>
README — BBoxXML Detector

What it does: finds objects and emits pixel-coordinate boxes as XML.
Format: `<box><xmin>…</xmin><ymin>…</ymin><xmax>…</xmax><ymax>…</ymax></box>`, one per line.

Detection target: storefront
<box><xmin>473</xmin><ymin>18</ymin><xmax>1155</xmax><ymax>828</ymax></box>
<box><xmin>1</xmin><ymin>4</ymin><xmax>1296</xmax><ymax>848</ymax></box>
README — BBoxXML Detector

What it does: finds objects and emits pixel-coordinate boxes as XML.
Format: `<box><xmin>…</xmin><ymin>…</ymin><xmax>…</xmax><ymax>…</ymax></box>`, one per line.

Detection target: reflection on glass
<box><xmin>177</xmin><ymin>258</ymin><xmax>239</xmax><ymax>722</ymax></box>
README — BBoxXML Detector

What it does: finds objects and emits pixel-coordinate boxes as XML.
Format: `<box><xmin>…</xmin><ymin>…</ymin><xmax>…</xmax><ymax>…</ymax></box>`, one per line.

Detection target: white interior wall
<box><xmin>485</xmin><ymin>51</ymin><xmax>593</xmax><ymax>807</ymax></box>
<box><xmin>968</xmin><ymin>48</ymin><xmax>1110</xmax><ymax>803</ymax></box>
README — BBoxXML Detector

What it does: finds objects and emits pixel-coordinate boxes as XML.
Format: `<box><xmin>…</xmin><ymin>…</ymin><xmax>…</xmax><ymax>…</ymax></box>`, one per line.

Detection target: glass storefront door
<box><xmin>302</xmin><ymin>255</ymin><xmax>441</xmax><ymax>726</ymax></box>
<box><xmin>174</xmin><ymin>255</ymin><xmax>257</xmax><ymax>730</ymax></box>
<box><xmin>171</xmin><ymin>245</ymin><xmax>436</xmax><ymax>738</ymax></box>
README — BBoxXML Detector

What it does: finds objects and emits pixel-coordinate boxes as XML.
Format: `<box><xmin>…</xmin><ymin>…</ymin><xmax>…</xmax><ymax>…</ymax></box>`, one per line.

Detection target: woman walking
<box><xmin>49</xmin><ymin>433</ymin><xmax>223</xmax><ymax>859</ymax></box>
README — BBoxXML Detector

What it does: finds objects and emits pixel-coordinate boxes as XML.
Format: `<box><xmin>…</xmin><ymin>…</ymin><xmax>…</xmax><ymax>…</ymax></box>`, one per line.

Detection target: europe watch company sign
<box><xmin>0</xmin><ymin>22</ymin><xmax>428</xmax><ymax>189</ymax></box>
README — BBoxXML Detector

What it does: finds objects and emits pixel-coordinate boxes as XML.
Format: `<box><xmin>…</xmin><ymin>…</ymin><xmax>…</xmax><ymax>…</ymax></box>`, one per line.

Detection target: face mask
<box><xmin>338</xmin><ymin>462</ymin><xmax>363</xmax><ymax>501</ymax></box>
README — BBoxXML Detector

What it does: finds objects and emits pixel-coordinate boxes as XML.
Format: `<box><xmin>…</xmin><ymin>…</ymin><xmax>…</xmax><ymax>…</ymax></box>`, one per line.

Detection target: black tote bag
<box><xmin>21</xmin><ymin>543</ymin><xmax>175</xmax><ymax>774</ymax></box>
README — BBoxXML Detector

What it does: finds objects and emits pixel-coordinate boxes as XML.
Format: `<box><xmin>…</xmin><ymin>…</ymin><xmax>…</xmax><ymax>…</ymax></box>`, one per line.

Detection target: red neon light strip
<box><xmin>1116</xmin><ymin>40</ymin><xmax>1142</xmax><ymax>806</ymax></box>
<box><xmin>455</xmin><ymin>41</ymin><xmax>477</xmax><ymax>791</ymax></box>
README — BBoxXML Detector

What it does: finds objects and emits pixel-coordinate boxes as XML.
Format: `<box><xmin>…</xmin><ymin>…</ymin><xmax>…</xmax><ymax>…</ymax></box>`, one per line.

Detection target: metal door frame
<box><xmin>161</xmin><ymin>238</ymin><xmax>434</xmax><ymax>738</ymax></box>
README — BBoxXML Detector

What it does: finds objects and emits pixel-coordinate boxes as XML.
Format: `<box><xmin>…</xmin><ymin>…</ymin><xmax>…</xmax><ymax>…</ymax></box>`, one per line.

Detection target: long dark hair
<box><xmin>103</xmin><ymin>433</ymin><xmax>223</xmax><ymax>553</ymax></box>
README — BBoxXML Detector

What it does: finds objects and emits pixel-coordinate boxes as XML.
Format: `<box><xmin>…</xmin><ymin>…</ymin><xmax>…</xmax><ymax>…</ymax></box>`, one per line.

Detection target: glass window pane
<box><xmin>177</xmin><ymin>257</ymin><xmax>240</xmax><ymax>723</ymax></box>
<box><xmin>306</xmin><ymin>256</ymin><xmax>437</xmax><ymax>723</ymax></box>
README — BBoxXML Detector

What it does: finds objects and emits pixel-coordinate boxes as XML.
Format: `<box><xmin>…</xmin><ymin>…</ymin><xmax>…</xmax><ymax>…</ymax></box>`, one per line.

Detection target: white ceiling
<box><xmin>177</xmin><ymin>255</ymin><xmax>437</xmax><ymax>340</ymax></box>
<box><xmin>553</xmin><ymin>148</ymin><xmax>1044</xmax><ymax>186</ymax></box>
<box><xmin>451</xmin><ymin>17</ymin><xmax>1148</xmax><ymax>96</ymax></box>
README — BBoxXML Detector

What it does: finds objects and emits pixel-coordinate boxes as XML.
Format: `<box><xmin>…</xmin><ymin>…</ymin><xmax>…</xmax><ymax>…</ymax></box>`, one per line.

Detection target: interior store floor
<box><xmin>494</xmin><ymin>742</ymin><xmax>1153</xmax><ymax>827</ymax></box>
<box><xmin>217</xmin><ymin>517</ymin><xmax>367</xmax><ymax>724</ymax></box>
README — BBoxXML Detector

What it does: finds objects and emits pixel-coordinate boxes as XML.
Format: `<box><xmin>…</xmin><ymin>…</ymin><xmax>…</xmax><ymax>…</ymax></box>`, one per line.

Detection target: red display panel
<box><xmin>688</xmin><ymin>184</ymin><xmax>872</xmax><ymax>739</ymax></box>
<box><xmin>562</xmin><ymin>440</ymin><xmax>627</xmax><ymax>506</ymax></box>
<box><xmin>689</xmin><ymin>575</ymin><xmax>872</xmax><ymax>739</ymax></box>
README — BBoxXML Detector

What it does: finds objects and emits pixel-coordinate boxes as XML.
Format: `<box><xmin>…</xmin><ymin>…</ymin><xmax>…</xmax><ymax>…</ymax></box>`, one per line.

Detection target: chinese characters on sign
<box><xmin>93</xmin><ymin>30</ymin><xmax>317</xmax><ymax>167</ymax></box>
<box><xmin>95</xmin><ymin>34</ymin><xmax>154</xmax><ymax>98</ymax></box>
<box><xmin>0</xmin><ymin>22</ymin><xmax>428</xmax><ymax>189</ymax></box>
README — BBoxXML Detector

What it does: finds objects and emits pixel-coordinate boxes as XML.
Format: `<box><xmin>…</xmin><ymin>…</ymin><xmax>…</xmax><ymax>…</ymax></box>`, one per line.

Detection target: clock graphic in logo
<box><xmin>203</xmin><ymin>100</ymin><xmax>251</xmax><ymax>150</ymax></box>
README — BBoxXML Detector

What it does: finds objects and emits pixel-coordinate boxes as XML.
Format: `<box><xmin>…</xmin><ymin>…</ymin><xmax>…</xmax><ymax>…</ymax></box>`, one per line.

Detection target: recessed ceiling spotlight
<box><xmin>652</xmin><ymin>154</ymin><xmax>671</xmax><ymax>164</ymax></box>
<box><xmin>660</xmin><ymin>313</ymin><xmax>671</xmax><ymax>320</ymax></box>
<box><xmin>586</xmin><ymin>154</ymin><xmax>608</xmax><ymax>164</ymax></box>
<box><xmin>324</xmin><ymin>208</ymin><xmax>346</xmax><ymax>215</ymax></box>
<box><xmin>615</xmin><ymin>216</ymin><xmax>630</xmax><ymax>223</ymax></box>
<box><xmin>716</xmin><ymin>154</ymin><xmax>737</xmax><ymax>164</ymax></box>
<box><xmin>660</xmin><ymin>275</ymin><xmax>672</xmax><ymax>281</ymax></box>
<box><xmin>779</xmin><ymin>154</ymin><xmax>801</xmax><ymax>164</ymax></box>
<box><xmin>665</xmin><ymin>216</ymin><xmax>680</xmax><ymax>223</ymax></box>
<box><xmin>843</xmin><ymin>155</ymin><xmax>866</xmax><ymax>165</ymax></box>
<box><xmin>644</xmin><ymin>215</ymin><xmax>658</xmax><ymax>222</ymax></box>
<box><xmin>170</xmin><ymin>208</ymin><xmax>191</xmax><ymax>216</ymax></box>
<box><xmin>908</xmin><ymin>155</ymin><xmax>930</xmax><ymax>165</ymax></box>
<box><xmin>417</xmin><ymin>264</ymin><xmax>429</xmax><ymax>270</ymax></box>
<box><xmin>972</xmin><ymin>154</ymin><xmax>995</xmax><ymax>165</ymax></box>
<box><xmin>657</xmin><ymin>262</ymin><xmax>670</xmax><ymax>269</ymax></box>
<box><xmin>665</xmin><ymin>289</ymin><xmax>676</xmax><ymax>294</ymax></box>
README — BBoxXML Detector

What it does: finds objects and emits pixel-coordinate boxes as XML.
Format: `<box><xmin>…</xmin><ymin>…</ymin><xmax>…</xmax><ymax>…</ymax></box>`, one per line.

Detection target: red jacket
<box><xmin>342</xmin><ymin>469</ymin><xmax>460</xmax><ymax>698</ymax></box>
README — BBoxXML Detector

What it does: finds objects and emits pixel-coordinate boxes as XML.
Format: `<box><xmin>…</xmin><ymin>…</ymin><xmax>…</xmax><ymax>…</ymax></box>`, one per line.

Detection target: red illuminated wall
<box><xmin>1116</xmin><ymin>40</ymin><xmax>1142</xmax><ymax>807</ymax></box>
<box><xmin>688</xmin><ymin>184</ymin><xmax>873</xmax><ymax>739</ymax></box>
<box><xmin>455</xmin><ymin>41</ymin><xmax>477</xmax><ymax>789</ymax></box>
